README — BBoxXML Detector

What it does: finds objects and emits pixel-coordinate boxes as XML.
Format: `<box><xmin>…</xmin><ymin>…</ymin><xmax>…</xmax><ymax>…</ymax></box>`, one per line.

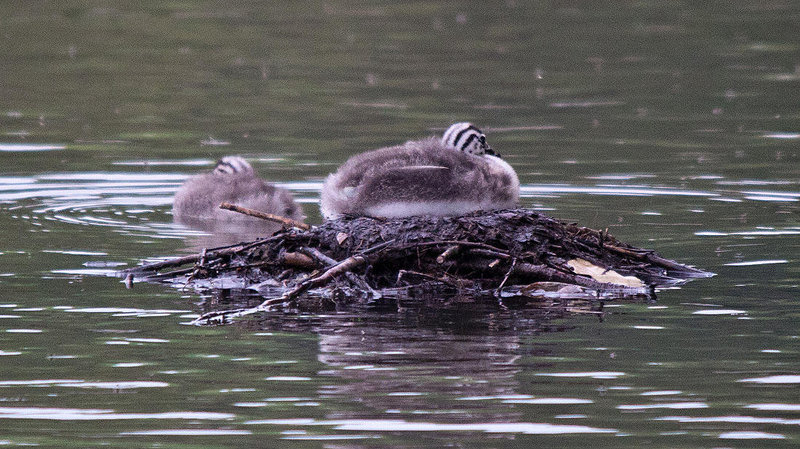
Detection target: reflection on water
<box><xmin>174</xmin><ymin>219</ymin><xmax>285</xmax><ymax>251</ymax></box>
<box><xmin>241</xmin><ymin>313</ymin><xmax>625</xmax><ymax>440</ymax></box>
<box><xmin>0</xmin><ymin>289</ymin><xmax>797</xmax><ymax>444</ymax></box>
<box><xmin>315</xmin><ymin>325</ymin><xmax>524</xmax><ymax>419</ymax></box>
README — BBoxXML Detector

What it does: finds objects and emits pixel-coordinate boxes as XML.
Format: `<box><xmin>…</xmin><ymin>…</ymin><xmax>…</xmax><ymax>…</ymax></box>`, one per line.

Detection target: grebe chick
<box><xmin>173</xmin><ymin>156</ymin><xmax>303</xmax><ymax>227</ymax></box>
<box><xmin>320</xmin><ymin>123</ymin><xmax>519</xmax><ymax>219</ymax></box>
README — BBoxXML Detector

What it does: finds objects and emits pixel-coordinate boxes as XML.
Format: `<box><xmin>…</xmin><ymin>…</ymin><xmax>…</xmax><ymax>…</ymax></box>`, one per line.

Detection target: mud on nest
<box><xmin>122</xmin><ymin>209</ymin><xmax>712</xmax><ymax>324</ymax></box>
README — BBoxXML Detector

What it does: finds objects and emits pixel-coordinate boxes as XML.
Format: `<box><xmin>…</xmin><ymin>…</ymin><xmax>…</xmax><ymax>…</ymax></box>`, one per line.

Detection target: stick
<box><xmin>394</xmin><ymin>240</ymin><xmax>512</xmax><ymax>260</ymax></box>
<box><xmin>220</xmin><ymin>202</ymin><xmax>311</xmax><ymax>230</ymax></box>
<box><xmin>190</xmin><ymin>240</ymin><xmax>395</xmax><ymax>325</ymax></box>
<box><xmin>190</xmin><ymin>255</ymin><xmax>364</xmax><ymax>325</ymax></box>
<box><xmin>397</xmin><ymin>269</ymin><xmax>464</xmax><ymax>288</ymax></box>
<box><xmin>124</xmin><ymin>253</ymin><xmax>205</xmax><ymax>274</ymax></box>
<box><xmin>512</xmin><ymin>262</ymin><xmax>652</xmax><ymax>297</ymax></box>
<box><xmin>281</xmin><ymin>251</ymin><xmax>316</xmax><ymax>269</ymax></box>
<box><xmin>496</xmin><ymin>258</ymin><xmax>517</xmax><ymax>292</ymax></box>
<box><xmin>121</xmin><ymin>235</ymin><xmax>283</xmax><ymax>275</ymax></box>
<box><xmin>604</xmin><ymin>244</ymin><xmax>708</xmax><ymax>274</ymax></box>
<box><xmin>471</xmin><ymin>248</ymin><xmax>512</xmax><ymax>261</ymax></box>
<box><xmin>198</xmin><ymin>248</ymin><xmax>208</xmax><ymax>267</ymax></box>
<box><xmin>260</xmin><ymin>239</ymin><xmax>394</xmax><ymax>307</ymax></box>
<box><xmin>298</xmin><ymin>246</ymin><xmax>339</xmax><ymax>266</ymax></box>
<box><xmin>298</xmin><ymin>247</ymin><xmax>377</xmax><ymax>294</ymax></box>
<box><xmin>436</xmin><ymin>245</ymin><xmax>461</xmax><ymax>264</ymax></box>
<box><xmin>260</xmin><ymin>254</ymin><xmax>367</xmax><ymax>307</ymax></box>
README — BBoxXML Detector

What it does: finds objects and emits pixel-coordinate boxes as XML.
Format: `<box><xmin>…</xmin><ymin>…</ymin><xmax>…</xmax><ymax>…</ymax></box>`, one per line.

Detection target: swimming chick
<box><xmin>173</xmin><ymin>156</ymin><xmax>303</xmax><ymax>227</ymax></box>
<box><xmin>320</xmin><ymin>123</ymin><xmax>519</xmax><ymax>219</ymax></box>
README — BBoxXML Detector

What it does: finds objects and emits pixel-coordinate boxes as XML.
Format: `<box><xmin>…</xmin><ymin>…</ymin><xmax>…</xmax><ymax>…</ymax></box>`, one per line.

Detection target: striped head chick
<box><xmin>212</xmin><ymin>156</ymin><xmax>255</xmax><ymax>176</ymax></box>
<box><xmin>441</xmin><ymin>122</ymin><xmax>500</xmax><ymax>157</ymax></box>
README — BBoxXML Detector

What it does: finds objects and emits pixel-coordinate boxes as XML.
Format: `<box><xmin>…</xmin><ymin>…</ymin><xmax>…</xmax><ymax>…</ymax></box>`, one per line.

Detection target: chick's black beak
<box><xmin>481</xmin><ymin>137</ymin><xmax>501</xmax><ymax>158</ymax></box>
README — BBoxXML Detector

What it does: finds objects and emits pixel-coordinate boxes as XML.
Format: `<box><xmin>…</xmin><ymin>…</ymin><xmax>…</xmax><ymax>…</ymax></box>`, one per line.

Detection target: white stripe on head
<box><xmin>213</xmin><ymin>156</ymin><xmax>254</xmax><ymax>175</ymax></box>
<box><xmin>441</xmin><ymin>122</ymin><xmax>494</xmax><ymax>156</ymax></box>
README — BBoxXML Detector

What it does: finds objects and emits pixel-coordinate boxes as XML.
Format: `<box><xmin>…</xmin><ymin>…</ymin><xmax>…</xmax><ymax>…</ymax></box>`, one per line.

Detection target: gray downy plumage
<box><xmin>173</xmin><ymin>156</ymin><xmax>303</xmax><ymax>228</ymax></box>
<box><xmin>320</xmin><ymin>124</ymin><xmax>519</xmax><ymax>219</ymax></box>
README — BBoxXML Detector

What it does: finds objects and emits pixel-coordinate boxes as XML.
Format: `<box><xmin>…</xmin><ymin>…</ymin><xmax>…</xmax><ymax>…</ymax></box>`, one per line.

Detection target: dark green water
<box><xmin>1</xmin><ymin>1</ymin><xmax>799</xmax><ymax>447</ymax></box>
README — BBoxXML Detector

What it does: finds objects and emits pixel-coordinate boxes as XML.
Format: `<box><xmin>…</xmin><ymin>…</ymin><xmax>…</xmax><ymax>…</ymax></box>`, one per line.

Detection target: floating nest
<box><xmin>122</xmin><ymin>208</ymin><xmax>712</xmax><ymax>325</ymax></box>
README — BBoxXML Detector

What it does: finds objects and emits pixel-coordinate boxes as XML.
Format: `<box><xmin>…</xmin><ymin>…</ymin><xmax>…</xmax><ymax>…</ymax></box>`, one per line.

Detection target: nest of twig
<box><xmin>121</xmin><ymin>208</ymin><xmax>711</xmax><ymax>325</ymax></box>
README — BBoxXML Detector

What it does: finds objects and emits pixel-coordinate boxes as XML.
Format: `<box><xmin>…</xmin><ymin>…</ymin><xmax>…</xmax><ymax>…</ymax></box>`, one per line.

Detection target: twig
<box><xmin>496</xmin><ymin>258</ymin><xmax>517</xmax><ymax>292</ymax></box>
<box><xmin>493</xmin><ymin>257</ymin><xmax>518</xmax><ymax>310</ymax></box>
<box><xmin>298</xmin><ymin>247</ymin><xmax>377</xmax><ymax>295</ymax></box>
<box><xmin>470</xmin><ymin>248</ymin><xmax>512</xmax><ymax>260</ymax></box>
<box><xmin>143</xmin><ymin>267</ymin><xmax>200</xmax><ymax>281</ymax></box>
<box><xmin>181</xmin><ymin>247</ymin><xmax>210</xmax><ymax>289</ymax></box>
<box><xmin>394</xmin><ymin>240</ymin><xmax>512</xmax><ymax>259</ymax></box>
<box><xmin>260</xmin><ymin>254</ymin><xmax>367</xmax><ymax>307</ymax></box>
<box><xmin>512</xmin><ymin>261</ymin><xmax>651</xmax><ymax>297</ymax></box>
<box><xmin>457</xmin><ymin>257</ymin><xmax>649</xmax><ymax>297</ymax></box>
<box><xmin>183</xmin><ymin>248</ymin><xmax>208</xmax><ymax>289</ymax></box>
<box><xmin>604</xmin><ymin>243</ymin><xmax>707</xmax><ymax>274</ymax></box>
<box><xmin>260</xmin><ymin>240</ymin><xmax>394</xmax><ymax>307</ymax></box>
<box><xmin>436</xmin><ymin>245</ymin><xmax>461</xmax><ymax>264</ymax></box>
<box><xmin>190</xmin><ymin>240</ymin><xmax>394</xmax><ymax>325</ymax></box>
<box><xmin>397</xmin><ymin>269</ymin><xmax>464</xmax><ymax>289</ymax></box>
<box><xmin>125</xmin><ymin>253</ymin><xmax>205</xmax><ymax>274</ymax></box>
<box><xmin>220</xmin><ymin>202</ymin><xmax>311</xmax><ymax>230</ymax></box>
<box><xmin>198</xmin><ymin>248</ymin><xmax>208</xmax><ymax>267</ymax></box>
<box><xmin>121</xmin><ymin>235</ymin><xmax>283</xmax><ymax>275</ymax></box>
<box><xmin>298</xmin><ymin>246</ymin><xmax>338</xmax><ymax>266</ymax></box>
<box><xmin>280</xmin><ymin>251</ymin><xmax>316</xmax><ymax>269</ymax></box>
<box><xmin>393</xmin><ymin>240</ymin><xmax>504</xmax><ymax>253</ymax></box>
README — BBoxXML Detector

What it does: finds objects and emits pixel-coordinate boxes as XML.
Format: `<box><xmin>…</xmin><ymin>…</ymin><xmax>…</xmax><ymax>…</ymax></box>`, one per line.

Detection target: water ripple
<box><xmin>2</xmin><ymin>171</ymin><xmax>793</xmax><ymax>242</ymax></box>
<box><xmin>520</xmin><ymin>185</ymin><xmax>718</xmax><ymax>198</ymax></box>
<box><xmin>746</xmin><ymin>403</ymin><xmax>800</xmax><ymax>411</ymax></box>
<box><xmin>618</xmin><ymin>402</ymin><xmax>708</xmax><ymax>410</ymax></box>
<box><xmin>535</xmin><ymin>371</ymin><xmax>625</xmax><ymax>379</ymax></box>
<box><xmin>0</xmin><ymin>380</ymin><xmax>168</xmax><ymax>389</ymax></box>
<box><xmin>0</xmin><ymin>407</ymin><xmax>234</xmax><ymax>421</ymax></box>
<box><xmin>0</xmin><ymin>173</ymin><xmax>312</xmax><ymax>237</ymax></box>
<box><xmin>724</xmin><ymin>260</ymin><xmax>788</xmax><ymax>267</ymax></box>
<box><xmin>0</xmin><ymin>143</ymin><xmax>66</xmax><ymax>152</ymax></box>
<box><xmin>247</xmin><ymin>418</ymin><xmax>617</xmax><ymax>435</ymax></box>
<box><xmin>738</xmin><ymin>375</ymin><xmax>800</xmax><ymax>384</ymax></box>
<box><xmin>655</xmin><ymin>415</ymin><xmax>800</xmax><ymax>425</ymax></box>
<box><xmin>719</xmin><ymin>431</ymin><xmax>785</xmax><ymax>439</ymax></box>
<box><xmin>503</xmin><ymin>398</ymin><xmax>594</xmax><ymax>405</ymax></box>
<box><xmin>120</xmin><ymin>429</ymin><xmax>250</xmax><ymax>435</ymax></box>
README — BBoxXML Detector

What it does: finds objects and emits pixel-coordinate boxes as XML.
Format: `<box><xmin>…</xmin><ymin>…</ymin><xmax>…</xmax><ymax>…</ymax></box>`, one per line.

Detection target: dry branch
<box><xmin>190</xmin><ymin>240</ymin><xmax>394</xmax><ymax>324</ymax></box>
<box><xmin>436</xmin><ymin>245</ymin><xmax>461</xmax><ymax>264</ymax></box>
<box><xmin>122</xmin><ymin>237</ymin><xmax>274</xmax><ymax>275</ymax></box>
<box><xmin>298</xmin><ymin>246</ymin><xmax>375</xmax><ymax>293</ymax></box>
<box><xmin>219</xmin><ymin>202</ymin><xmax>311</xmax><ymax>230</ymax></box>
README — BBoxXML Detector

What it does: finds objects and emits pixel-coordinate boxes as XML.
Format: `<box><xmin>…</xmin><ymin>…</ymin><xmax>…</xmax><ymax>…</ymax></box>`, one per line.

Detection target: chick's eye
<box><xmin>284</xmin><ymin>207</ymin><xmax>294</xmax><ymax>216</ymax></box>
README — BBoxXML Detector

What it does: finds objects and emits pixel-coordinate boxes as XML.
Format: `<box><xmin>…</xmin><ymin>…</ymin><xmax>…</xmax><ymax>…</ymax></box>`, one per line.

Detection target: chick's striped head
<box><xmin>441</xmin><ymin>122</ymin><xmax>499</xmax><ymax>157</ymax></box>
<box><xmin>213</xmin><ymin>156</ymin><xmax>255</xmax><ymax>176</ymax></box>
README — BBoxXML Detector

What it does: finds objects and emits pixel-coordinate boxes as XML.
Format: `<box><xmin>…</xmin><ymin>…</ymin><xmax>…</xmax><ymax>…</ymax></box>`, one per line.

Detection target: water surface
<box><xmin>1</xmin><ymin>1</ymin><xmax>799</xmax><ymax>447</ymax></box>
